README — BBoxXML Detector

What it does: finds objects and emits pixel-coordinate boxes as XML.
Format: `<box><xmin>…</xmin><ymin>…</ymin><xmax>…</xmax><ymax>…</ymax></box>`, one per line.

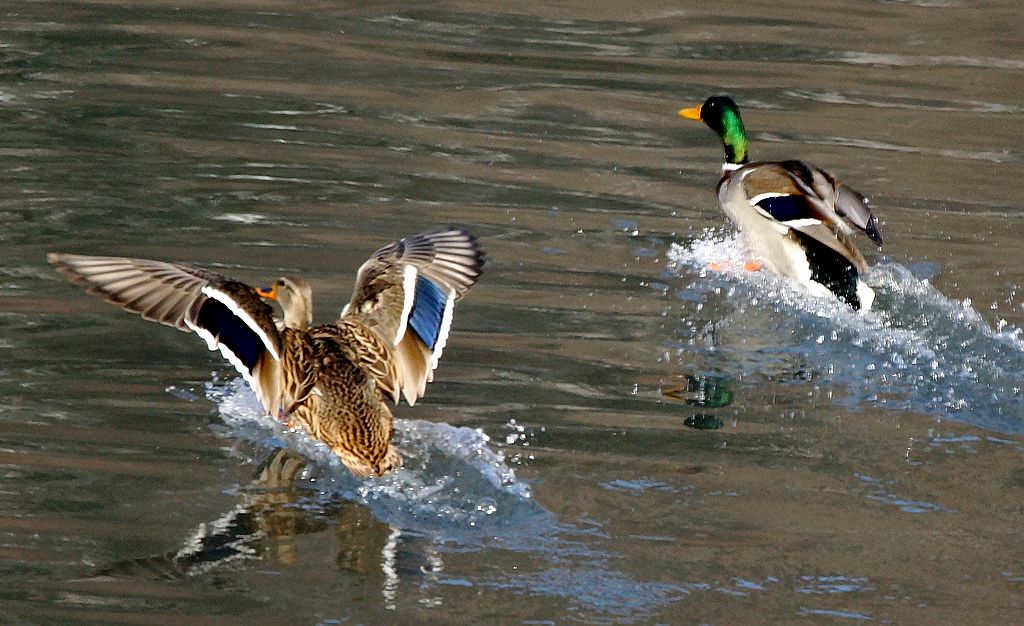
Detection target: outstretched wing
<box><xmin>339</xmin><ymin>229</ymin><xmax>484</xmax><ymax>406</ymax></box>
<box><xmin>47</xmin><ymin>253</ymin><xmax>283</xmax><ymax>413</ymax></box>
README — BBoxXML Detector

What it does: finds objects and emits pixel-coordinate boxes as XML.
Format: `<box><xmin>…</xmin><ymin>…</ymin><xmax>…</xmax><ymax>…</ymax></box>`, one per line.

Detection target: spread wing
<box><xmin>338</xmin><ymin>229</ymin><xmax>485</xmax><ymax>406</ymax></box>
<box><xmin>47</xmin><ymin>253</ymin><xmax>283</xmax><ymax>413</ymax></box>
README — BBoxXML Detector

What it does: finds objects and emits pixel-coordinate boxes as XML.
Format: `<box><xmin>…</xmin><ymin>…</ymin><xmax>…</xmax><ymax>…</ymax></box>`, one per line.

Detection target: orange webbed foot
<box><xmin>743</xmin><ymin>261</ymin><xmax>762</xmax><ymax>272</ymax></box>
<box><xmin>708</xmin><ymin>261</ymin><xmax>725</xmax><ymax>272</ymax></box>
<box><xmin>276</xmin><ymin>408</ymin><xmax>295</xmax><ymax>429</ymax></box>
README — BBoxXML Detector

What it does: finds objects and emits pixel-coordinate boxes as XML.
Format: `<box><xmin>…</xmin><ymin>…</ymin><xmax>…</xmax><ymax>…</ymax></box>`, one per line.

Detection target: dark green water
<box><xmin>2</xmin><ymin>1</ymin><xmax>1022</xmax><ymax>624</ymax></box>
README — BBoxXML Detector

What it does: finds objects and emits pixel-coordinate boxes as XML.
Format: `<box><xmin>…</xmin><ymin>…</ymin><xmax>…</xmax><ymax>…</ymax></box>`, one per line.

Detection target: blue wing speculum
<box><xmin>192</xmin><ymin>297</ymin><xmax>266</xmax><ymax>375</ymax></box>
<box><xmin>754</xmin><ymin>194</ymin><xmax>813</xmax><ymax>223</ymax></box>
<box><xmin>408</xmin><ymin>276</ymin><xmax>455</xmax><ymax>354</ymax></box>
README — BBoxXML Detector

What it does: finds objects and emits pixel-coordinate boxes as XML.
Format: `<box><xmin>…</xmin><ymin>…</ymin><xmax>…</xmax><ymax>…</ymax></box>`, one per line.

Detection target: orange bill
<box><xmin>678</xmin><ymin>105</ymin><xmax>702</xmax><ymax>121</ymax></box>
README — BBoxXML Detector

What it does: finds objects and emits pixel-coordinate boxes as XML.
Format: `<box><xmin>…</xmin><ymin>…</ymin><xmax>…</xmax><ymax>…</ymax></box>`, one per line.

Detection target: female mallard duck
<box><xmin>48</xmin><ymin>229</ymin><xmax>484</xmax><ymax>478</ymax></box>
<box><xmin>679</xmin><ymin>95</ymin><xmax>882</xmax><ymax>310</ymax></box>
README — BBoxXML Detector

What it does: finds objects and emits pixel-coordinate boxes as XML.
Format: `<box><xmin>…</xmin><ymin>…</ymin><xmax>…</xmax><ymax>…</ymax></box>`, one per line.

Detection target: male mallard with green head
<box><xmin>49</xmin><ymin>229</ymin><xmax>484</xmax><ymax>478</ymax></box>
<box><xmin>679</xmin><ymin>95</ymin><xmax>882</xmax><ymax>310</ymax></box>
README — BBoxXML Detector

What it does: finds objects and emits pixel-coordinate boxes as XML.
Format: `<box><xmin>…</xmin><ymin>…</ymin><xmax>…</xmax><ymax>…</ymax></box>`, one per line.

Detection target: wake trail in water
<box><xmin>668</xmin><ymin>230</ymin><xmax>1024</xmax><ymax>435</ymax></box>
<box><xmin>204</xmin><ymin>378</ymin><xmax>687</xmax><ymax>619</ymax></box>
<box><xmin>207</xmin><ymin>377</ymin><xmax>540</xmax><ymax>539</ymax></box>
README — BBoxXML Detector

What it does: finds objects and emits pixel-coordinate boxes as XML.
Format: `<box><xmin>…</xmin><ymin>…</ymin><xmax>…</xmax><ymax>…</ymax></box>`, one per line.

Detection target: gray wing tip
<box><xmin>865</xmin><ymin>217</ymin><xmax>883</xmax><ymax>248</ymax></box>
<box><xmin>446</xmin><ymin>227</ymin><xmax>486</xmax><ymax>273</ymax></box>
<box><xmin>835</xmin><ymin>186</ymin><xmax>883</xmax><ymax>248</ymax></box>
<box><xmin>440</xmin><ymin>227</ymin><xmax>485</xmax><ymax>289</ymax></box>
<box><xmin>48</xmin><ymin>251</ymin><xmax>115</xmax><ymax>264</ymax></box>
<box><xmin>47</xmin><ymin>252</ymin><xmax>95</xmax><ymax>284</ymax></box>
<box><xmin>47</xmin><ymin>251</ymin><xmax>81</xmax><ymax>270</ymax></box>
<box><xmin>404</xmin><ymin>226</ymin><xmax>486</xmax><ymax>282</ymax></box>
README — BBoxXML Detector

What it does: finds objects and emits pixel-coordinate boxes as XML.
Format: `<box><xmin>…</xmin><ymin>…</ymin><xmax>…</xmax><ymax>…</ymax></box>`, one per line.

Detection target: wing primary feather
<box><xmin>48</xmin><ymin>252</ymin><xmax>282</xmax><ymax>388</ymax></box>
<box><xmin>836</xmin><ymin>185</ymin><xmax>883</xmax><ymax>246</ymax></box>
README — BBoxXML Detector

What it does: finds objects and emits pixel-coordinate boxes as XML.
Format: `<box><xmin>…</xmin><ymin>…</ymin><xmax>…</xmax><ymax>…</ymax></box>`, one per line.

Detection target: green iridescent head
<box><xmin>679</xmin><ymin>95</ymin><xmax>749</xmax><ymax>165</ymax></box>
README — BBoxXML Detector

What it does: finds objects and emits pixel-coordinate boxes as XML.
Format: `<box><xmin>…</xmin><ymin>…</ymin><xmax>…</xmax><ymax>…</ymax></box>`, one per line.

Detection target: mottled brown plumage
<box><xmin>49</xmin><ymin>229</ymin><xmax>484</xmax><ymax>478</ymax></box>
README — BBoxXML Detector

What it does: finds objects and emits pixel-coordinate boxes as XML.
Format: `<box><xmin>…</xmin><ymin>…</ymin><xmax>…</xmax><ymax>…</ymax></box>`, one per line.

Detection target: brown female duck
<box><xmin>49</xmin><ymin>229</ymin><xmax>484</xmax><ymax>478</ymax></box>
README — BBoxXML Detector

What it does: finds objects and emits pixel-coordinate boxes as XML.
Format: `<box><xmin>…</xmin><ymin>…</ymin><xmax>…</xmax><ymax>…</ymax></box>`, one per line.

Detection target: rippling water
<box><xmin>2</xmin><ymin>1</ymin><xmax>1023</xmax><ymax>624</ymax></box>
<box><xmin>671</xmin><ymin>231</ymin><xmax>1024</xmax><ymax>434</ymax></box>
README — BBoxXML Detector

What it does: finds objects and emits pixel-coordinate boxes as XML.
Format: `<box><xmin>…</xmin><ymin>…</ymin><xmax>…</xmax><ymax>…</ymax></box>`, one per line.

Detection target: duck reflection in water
<box><xmin>88</xmin><ymin>448</ymin><xmax>443</xmax><ymax>605</ymax></box>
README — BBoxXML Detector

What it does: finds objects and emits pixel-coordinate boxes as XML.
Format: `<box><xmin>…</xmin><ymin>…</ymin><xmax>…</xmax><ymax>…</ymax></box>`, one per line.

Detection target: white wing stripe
<box><xmin>200</xmin><ymin>286</ymin><xmax>280</xmax><ymax>360</ymax></box>
<box><xmin>186</xmin><ymin>317</ymin><xmax>263</xmax><ymax>399</ymax></box>
<box><xmin>430</xmin><ymin>289</ymin><xmax>457</xmax><ymax>372</ymax></box>
<box><xmin>749</xmin><ymin>192</ymin><xmax>787</xmax><ymax>205</ymax></box>
<box><xmin>393</xmin><ymin>265</ymin><xmax>418</xmax><ymax>346</ymax></box>
<box><xmin>782</xmin><ymin>218</ymin><xmax>823</xmax><ymax>228</ymax></box>
<box><xmin>185</xmin><ymin>318</ymin><xmax>220</xmax><ymax>351</ymax></box>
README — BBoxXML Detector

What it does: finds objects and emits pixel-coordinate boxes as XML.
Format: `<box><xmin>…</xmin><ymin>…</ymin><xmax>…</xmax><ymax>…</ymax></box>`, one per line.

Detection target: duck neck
<box><xmin>283</xmin><ymin>298</ymin><xmax>312</xmax><ymax>330</ymax></box>
<box><xmin>719</xmin><ymin>109</ymin><xmax>749</xmax><ymax>167</ymax></box>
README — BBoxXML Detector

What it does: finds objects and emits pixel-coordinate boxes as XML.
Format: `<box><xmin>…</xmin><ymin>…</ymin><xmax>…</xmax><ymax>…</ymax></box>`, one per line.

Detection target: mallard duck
<box><xmin>679</xmin><ymin>95</ymin><xmax>882</xmax><ymax>310</ymax></box>
<box><xmin>48</xmin><ymin>229</ymin><xmax>484</xmax><ymax>478</ymax></box>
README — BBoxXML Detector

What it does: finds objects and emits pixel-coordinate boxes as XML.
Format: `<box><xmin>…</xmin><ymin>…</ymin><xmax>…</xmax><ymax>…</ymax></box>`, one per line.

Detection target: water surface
<box><xmin>2</xmin><ymin>1</ymin><xmax>1022</xmax><ymax>624</ymax></box>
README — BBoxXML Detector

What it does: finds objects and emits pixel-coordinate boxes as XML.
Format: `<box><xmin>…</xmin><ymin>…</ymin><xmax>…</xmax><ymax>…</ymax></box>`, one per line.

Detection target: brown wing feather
<box><xmin>347</xmin><ymin>229</ymin><xmax>484</xmax><ymax>316</ymax></box>
<box><xmin>740</xmin><ymin>165</ymin><xmax>806</xmax><ymax>197</ymax></box>
<box><xmin>48</xmin><ymin>254</ymin><xmax>216</xmax><ymax>330</ymax></box>
<box><xmin>47</xmin><ymin>253</ymin><xmax>285</xmax><ymax>414</ymax></box>
<box><xmin>339</xmin><ymin>229</ymin><xmax>484</xmax><ymax>406</ymax></box>
<box><xmin>394</xmin><ymin>333</ymin><xmax>430</xmax><ymax>405</ymax></box>
<box><xmin>739</xmin><ymin>163</ymin><xmax>870</xmax><ymax>272</ymax></box>
<box><xmin>787</xmin><ymin>222</ymin><xmax>869</xmax><ymax>272</ymax></box>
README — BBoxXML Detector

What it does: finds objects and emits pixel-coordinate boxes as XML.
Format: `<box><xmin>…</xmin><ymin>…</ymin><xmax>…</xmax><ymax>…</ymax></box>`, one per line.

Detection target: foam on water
<box><xmin>668</xmin><ymin>230</ymin><xmax>1024</xmax><ymax>434</ymax></box>
<box><xmin>204</xmin><ymin>378</ymin><xmax>687</xmax><ymax>619</ymax></box>
<box><xmin>206</xmin><ymin>377</ymin><xmax>539</xmax><ymax>541</ymax></box>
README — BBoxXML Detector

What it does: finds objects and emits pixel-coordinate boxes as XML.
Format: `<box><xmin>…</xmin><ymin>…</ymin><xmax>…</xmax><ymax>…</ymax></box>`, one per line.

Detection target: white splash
<box><xmin>206</xmin><ymin>377</ymin><xmax>536</xmax><ymax>536</ymax></box>
<box><xmin>667</xmin><ymin>229</ymin><xmax>1024</xmax><ymax>434</ymax></box>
